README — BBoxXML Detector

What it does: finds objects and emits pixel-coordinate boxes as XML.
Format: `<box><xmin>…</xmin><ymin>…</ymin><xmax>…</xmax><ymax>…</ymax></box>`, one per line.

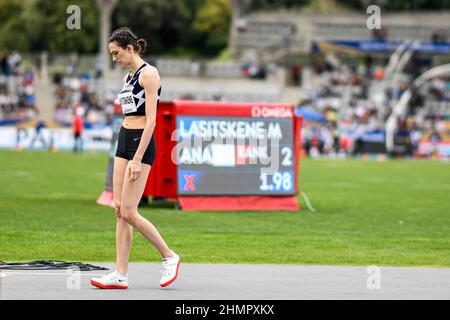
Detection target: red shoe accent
<box><xmin>160</xmin><ymin>259</ymin><xmax>181</xmax><ymax>287</ymax></box>
<box><xmin>90</xmin><ymin>280</ymin><xmax>128</xmax><ymax>289</ymax></box>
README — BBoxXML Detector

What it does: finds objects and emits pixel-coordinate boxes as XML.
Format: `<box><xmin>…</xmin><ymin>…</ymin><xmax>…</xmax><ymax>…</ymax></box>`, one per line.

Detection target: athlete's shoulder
<box><xmin>140</xmin><ymin>64</ymin><xmax>160</xmax><ymax>87</ymax></box>
<box><xmin>142</xmin><ymin>64</ymin><xmax>159</xmax><ymax>78</ymax></box>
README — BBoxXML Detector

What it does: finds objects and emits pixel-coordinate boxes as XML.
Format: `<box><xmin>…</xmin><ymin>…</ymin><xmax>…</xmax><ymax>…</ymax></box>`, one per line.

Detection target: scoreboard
<box><xmin>176</xmin><ymin>115</ymin><xmax>296</xmax><ymax>195</ymax></box>
<box><xmin>142</xmin><ymin>100</ymin><xmax>301</xmax><ymax>210</ymax></box>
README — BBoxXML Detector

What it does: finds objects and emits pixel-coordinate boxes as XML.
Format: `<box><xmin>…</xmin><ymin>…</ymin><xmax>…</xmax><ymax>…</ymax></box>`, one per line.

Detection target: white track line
<box><xmin>1</xmin><ymin>272</ymin><xmax>105</xmax><ymax>276</ymax></box>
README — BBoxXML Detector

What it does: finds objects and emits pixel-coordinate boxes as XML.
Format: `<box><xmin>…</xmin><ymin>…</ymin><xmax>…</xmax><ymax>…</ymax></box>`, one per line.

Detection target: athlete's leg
<box><xmin>39</xmin><ymin>133</ymin><xmax>47</xmax><ymax>149</ymax></box>
<box><xmin>113</xmin><ymin>157</ymin><xmax>133</xmax><ymax>274</ymax></box>
<box><xmin>120</xmin><ymin>163</ymin><xmax>173</xmax><ymax>258</ymax></box>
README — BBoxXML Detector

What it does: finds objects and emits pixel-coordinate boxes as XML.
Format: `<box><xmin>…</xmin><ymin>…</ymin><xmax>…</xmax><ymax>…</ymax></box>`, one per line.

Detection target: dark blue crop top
<box><xmin>119</xmin><ymin>62</ymin><xmax>161</xmax><ymax>116</ymax></box>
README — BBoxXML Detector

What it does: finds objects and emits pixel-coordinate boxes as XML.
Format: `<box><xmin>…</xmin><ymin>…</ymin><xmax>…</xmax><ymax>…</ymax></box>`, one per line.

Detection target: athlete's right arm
<box><xmin>131</xmin><ymin>67</ymin><xmax>159</xmax><ymax>165</ymax></box>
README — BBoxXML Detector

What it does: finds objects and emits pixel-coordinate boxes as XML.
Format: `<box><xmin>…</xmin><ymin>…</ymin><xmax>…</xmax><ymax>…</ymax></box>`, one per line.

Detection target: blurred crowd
<box><xmin>53</xmin><ymin>53</ymin><xmax>115</xmax><ymax>127</ymax></box>
<box><xmin>0</xmin><ymin>51</ymin><xmax>37</xmax><ymax>122</ymax></box>
<box><xmin>300</xmin><ymin>54</ymin><xmax>386</xmax><ymax>157</ymax></box>
<box><xmin>240</xmin><ymin>60</ymin><xmax>268</xmax><ymax>80</ymax></box>
<box><xmin>299</xmin><ymin>53</ymin><xmax>450</xmax><ymax>158</ymax></box>
<box><xmin>0</xmin><ymin>51</ymin><xmax>117</xmax><ymax>129</ymax></box>
<box><xmin>1</xmin><ymin>50</ymin><xmax>449</xmax><ymax>159</ymax></box>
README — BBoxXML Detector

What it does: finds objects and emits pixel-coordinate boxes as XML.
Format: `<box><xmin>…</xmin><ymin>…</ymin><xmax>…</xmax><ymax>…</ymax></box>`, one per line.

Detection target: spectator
<box><xmin>0</xmin><ymin>58</ymin><xmax>36</xmax><ymax>122</ymax></box>
<box><xmin>0</xmin><ymin>52</ymin><xmax>11</xmax><ymax>76</ymax></box>
<box><xmin>72</xmin><ymin>106</ymin><xmax>85</xmax><ymax>153</ymax></box>
<box><xmin>291</xmin><ymin>64</ymin><xmax>301</xmax><ymax>86</ymax></box>
<box><xmin>372</xmin><ymin>26</ymin><xmax>388</xmax><ymax>41</ymax></box>
<box><xmin>29</xmin><ymin>120</ymin><xmax>47</xmax><ymax>149</ymax></box>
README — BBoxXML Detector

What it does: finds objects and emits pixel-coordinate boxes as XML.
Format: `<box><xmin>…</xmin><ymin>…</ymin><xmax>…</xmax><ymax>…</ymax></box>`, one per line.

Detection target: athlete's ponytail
<box><xmin>136</xmin><ymin>38</ymin><xmax>147</xmax><ymax>55</ymax></box>
<box><xmin>109</xmin><ymin>27</ymin><xmax>147</xmax><ymax>55</ymax></box>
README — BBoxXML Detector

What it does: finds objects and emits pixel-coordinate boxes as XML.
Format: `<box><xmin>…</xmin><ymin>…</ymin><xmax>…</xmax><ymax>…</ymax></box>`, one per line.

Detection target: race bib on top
<box><xmin>118</xmin><ymin>84</ymin><xmax>137</xmax><ymax>114</ymax></box>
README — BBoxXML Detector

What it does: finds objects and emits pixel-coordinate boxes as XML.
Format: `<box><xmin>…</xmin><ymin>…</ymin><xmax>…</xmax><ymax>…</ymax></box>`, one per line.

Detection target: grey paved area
<box><xmin>1</xmin><ymin>263</ymin><xmax>449</xmax><ymax>300</ymax></box>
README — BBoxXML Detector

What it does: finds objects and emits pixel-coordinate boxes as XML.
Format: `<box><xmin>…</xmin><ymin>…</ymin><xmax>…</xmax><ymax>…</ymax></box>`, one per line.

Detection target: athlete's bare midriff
<box><xmin>122</xmin><ymin>115</ymin><xmax>147</xmax><ymax>129</ymax></box>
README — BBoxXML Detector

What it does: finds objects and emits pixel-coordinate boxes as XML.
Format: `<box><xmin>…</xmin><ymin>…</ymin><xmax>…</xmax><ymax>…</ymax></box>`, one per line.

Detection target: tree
<box><xmin>112</xmin><ymin>0</ymin><xmax>193</xmax><ymax>55</ymax></box>
<box><xmin>0</xmin><ymin>0</ymin><xmax>30</xmax><ymax>51</ymax></box>
<box><xmin>27</xmin><ymin>0</ymin><xmax>99</xmax><ymax>53</ymax></box>
<box><xmin>193</xmin><ymin>0</ymin><xmax>232</xmax><ymax>55</ymax></box>
<box><xmin>0</xmin><ymin>0</ymin><xmax>99</xmax><ymax>53</ymax></box>
<box><xmin>0</xmin><ymin>0</ymin><xmax>23</xmax><ymax>25</ymax></box>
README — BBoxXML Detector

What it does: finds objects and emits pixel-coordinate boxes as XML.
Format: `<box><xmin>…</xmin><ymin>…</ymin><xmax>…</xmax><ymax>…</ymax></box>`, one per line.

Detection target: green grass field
<box><xmin>0</xmin><ymin>150</ymin><xmax>449</xmax><ymax>267</ymax></box>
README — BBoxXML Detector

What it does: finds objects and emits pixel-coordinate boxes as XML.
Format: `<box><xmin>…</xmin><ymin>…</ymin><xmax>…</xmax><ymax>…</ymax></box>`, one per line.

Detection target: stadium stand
<box><xmin>233</xmin><ymin>11</ymin><xmax>450</xmax><ymax>55</ymax></box>
<box><xmin>2</xmin><ymin>10</ymin><xmax>449</xmax><ymax>158</ymax></box>
<box><xmin>0</xmin><ymin>52</ymin><xmax>37</xmax><ymax>123</ymax></box>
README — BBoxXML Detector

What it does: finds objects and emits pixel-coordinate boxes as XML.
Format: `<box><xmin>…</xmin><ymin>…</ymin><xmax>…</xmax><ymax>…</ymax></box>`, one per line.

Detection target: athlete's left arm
<box><xmin>131</xmin><ymin>67</ymin><xmax>160</xmax><ymax>164</ymax></box>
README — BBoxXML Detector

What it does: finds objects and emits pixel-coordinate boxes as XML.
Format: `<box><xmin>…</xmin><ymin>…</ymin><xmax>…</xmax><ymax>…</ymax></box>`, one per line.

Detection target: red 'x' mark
<box><xmin>184</xmin><ymin>174</ymin><xmax>196</xmax><ymax>191</ymax></box>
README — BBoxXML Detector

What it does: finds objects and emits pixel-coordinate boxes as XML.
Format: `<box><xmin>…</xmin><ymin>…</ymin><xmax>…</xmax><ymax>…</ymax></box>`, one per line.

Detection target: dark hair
<box><xmin>109</xmin><ymin>27</ymin><xmax>147</xmax><ymax>55</ymax></box>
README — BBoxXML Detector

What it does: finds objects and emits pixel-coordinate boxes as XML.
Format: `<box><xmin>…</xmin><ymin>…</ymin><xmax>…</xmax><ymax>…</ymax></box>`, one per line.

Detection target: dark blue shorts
<box><xmin>115</xmin><ymin>126</ymin><xmax>156</xmax><ymax>166</ymax></box>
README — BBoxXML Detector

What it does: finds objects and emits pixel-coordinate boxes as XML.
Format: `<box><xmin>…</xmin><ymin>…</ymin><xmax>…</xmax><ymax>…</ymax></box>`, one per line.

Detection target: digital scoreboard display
<box><xmin>176</xmin><ymin>115</ymin><xmax>295</xmax><ymax>195</ymax></box>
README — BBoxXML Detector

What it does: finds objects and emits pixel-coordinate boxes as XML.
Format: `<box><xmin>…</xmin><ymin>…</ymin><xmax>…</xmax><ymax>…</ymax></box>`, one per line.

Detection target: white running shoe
<box><xmin>160</xmin><ymin>252</ymin><xmax>181</xmax><ymax>287</ymax></box>
<box><xmin>90</xmin><ymin>271</ymin><xmax>128</xmax><ymax>289</ymax></box>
